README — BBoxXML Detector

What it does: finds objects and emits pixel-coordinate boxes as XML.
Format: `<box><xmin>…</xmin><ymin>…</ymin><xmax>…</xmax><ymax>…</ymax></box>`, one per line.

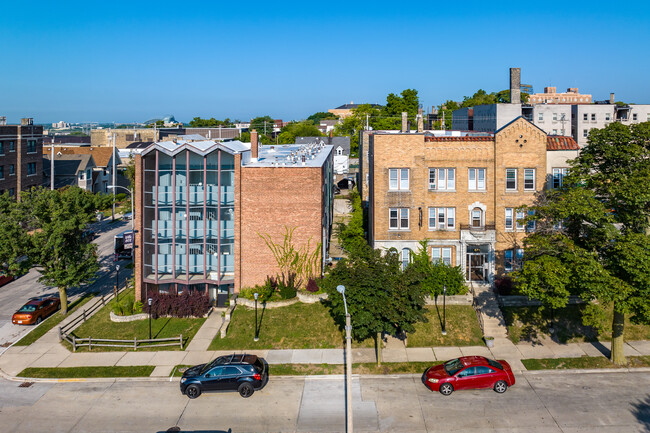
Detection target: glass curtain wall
<box><xmin>220</xmin><ymin>153</ymin><xmax>235</xmax><ymax>275</ymax></box>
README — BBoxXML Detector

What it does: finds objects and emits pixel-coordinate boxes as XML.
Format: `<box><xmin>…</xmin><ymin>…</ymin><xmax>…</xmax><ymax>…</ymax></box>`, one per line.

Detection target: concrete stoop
<box><xmin>472</xmin><ymin>285</ymin><xmax>510</xmax><ymax>341</ymax></box>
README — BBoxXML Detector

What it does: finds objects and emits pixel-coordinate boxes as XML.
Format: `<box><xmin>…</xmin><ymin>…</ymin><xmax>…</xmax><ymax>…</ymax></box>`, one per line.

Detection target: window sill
<box><xmin>468</xmin><ymin>189</ymin><xmax>487</xmax><ymax>193</ymax></box>
<box><xmin>388</xmin><ymin>229</ymin><xmax>411</xmax><ymax>232</ymax></box>
<box><xmin>505</xmin><ymin>189</ymin><xmax>519</xmax><ymax>192</ymax></box>
<box><xmin>388</xmin><ymin>189</ymin><xmax>410</xmax><ymax>193</ymax></box>
<box><xmin>428</xmin><ymin>189</ymin><xmax>456</xmax><ymax>193</ymax></box>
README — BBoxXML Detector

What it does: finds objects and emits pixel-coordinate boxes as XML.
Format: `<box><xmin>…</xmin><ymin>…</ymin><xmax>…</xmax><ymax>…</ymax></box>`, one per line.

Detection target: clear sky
<box><xmin>1</xmin><ymin>0</ymin><xmax>649</xmax><ymax>124</ymax></box>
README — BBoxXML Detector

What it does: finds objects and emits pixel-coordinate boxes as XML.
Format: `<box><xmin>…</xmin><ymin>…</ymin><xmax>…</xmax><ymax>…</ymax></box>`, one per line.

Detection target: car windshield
<box><xmin>443</xmin><ymin>358</ymin><xmax>464</xmax><ymax>376</ymax></box>
<box><xmin>17</xmin><ymin>305</ymin><xmax>37</xmax><ymax>313</ymax></box>
<box><xmin>487</xmin><ymin>359</ymin><xmax>503</xmax><ymax>370</ymax></box>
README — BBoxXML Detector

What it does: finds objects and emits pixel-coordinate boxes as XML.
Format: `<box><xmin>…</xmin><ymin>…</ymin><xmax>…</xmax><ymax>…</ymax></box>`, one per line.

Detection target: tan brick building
<box><xmin>134</xmin><ymin>132</ymin><xmax>334</xmax><ymax>305</ymax></box>
<box><xmin>91</xmin><ymin>128</ymin><xmax>159</xmax><ymax>148</ymax></box>
<box><xmin>368</xmin><ymin>117</ymin><xmax>547</xmax><ymax>282</ymax></box>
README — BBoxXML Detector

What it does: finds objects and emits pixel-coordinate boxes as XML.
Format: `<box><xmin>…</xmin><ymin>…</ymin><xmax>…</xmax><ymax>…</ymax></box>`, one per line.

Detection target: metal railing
<box><xmin>460</xmin><ymin>224</ymin><xmax>496</xmax><ymax>232</ymax></box>
<box><xmin>469</xmin><ymin>282</ymin><xmax>485</xmax><ymax>334</ymax></box>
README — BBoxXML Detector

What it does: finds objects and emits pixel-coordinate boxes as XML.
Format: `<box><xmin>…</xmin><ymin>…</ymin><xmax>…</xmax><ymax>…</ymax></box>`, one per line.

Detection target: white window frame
<box><xmin>591</xmin><ymin>113</ymin><xmax>596</xmax><ymax>122</ymax></box>
<box><xmin>552</xmin><ymin>168</ymin><xmax>567</xmax><ymax>189</ymax></box>
<box><xmin>552</xmin><ymin>129</ymin><xmax>558</xmax><ymax>135</ymax></box>
<box><xmin>429</xmin><ymin>207</ymin><xmax>455</xmax><ymax>230</ymax></box>
<box><xmin>431</xmin><ymin>247</ymin><xmax>453</xmax><ymax>266</ymax></box>
<box><xmin>468</xmin><ymin>168</ymin><xmax>486</xmax><ymax>191</ymax></box>
<box><xmin>389</xmin><ymin>208</ymin><xmax>409</xmax><ymax>230</ymax></box>
<box><xmin>505</xmin><ymin>249</ymin><xmax>513</xmax><ymax>272</ymax></box>
<box><xmin>524</xmin><ymin>169</ymin><xmax>535</xmax><ymax>191</ymax></box>
<box><xmin>429</xmin><ymin>168</ymin><xmax>455</xmax><ymax>191</ymax></box>
<box><xmin>552</xmin><ymin>112</ymin><xmax>558</xmax><ymax>121</ymax></box>
<box><xmin>538</xmin><ymin>112</ymin><xmax>543</xmax><ymax>121</ymax></box>
<box><xmin>401</xmin><ymin>248</ymin><xmax>411</xmax><ymax>270</ymax></box>
<box><xmin>389</xmin><ymin>168</ymin><xmax>409</xmax><ymax>191</ymax></box>
<box><xmin>583</xmin><ymin>113</ymin><xmax>588</xmax><ymax>121</ymax></box>
<box><xmin>516</xmin><ymin>210</ymin><xmax>526</xmax><ymax>230</ymax></box>
<box><xmin>471</xmin><ymin>208</ymin><xmax>483</xmax><ymax>227</ymax></box>
<box><xmin>505</xmin><ymin>208</ymin><xmax>514</xmax><ymax>230</ymax></box>
<box><xmin>506</xmin><ymin>168</ymin><xmax>517</xmax><ymax>191</ymax></box>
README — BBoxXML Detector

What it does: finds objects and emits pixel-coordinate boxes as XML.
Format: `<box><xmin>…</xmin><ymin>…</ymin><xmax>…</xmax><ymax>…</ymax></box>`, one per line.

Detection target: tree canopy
<box><xmin>514</xmin><ymin>121</ymin><xmax>650</xmax><ymax>364</ymax></box>
<box><xmin>277</xmin><ymin>121</ymin><xmax>323</xmax><ymax>144</ymax></box>
<box><xmin>307</xmin><ymin>111</ymin><xmax>338</xmax><ymax>124</ymax></box>
<box><xmin>188</xmin><ymin>117</ymin><xmax>233</xmax><ymax>127</ymax></box>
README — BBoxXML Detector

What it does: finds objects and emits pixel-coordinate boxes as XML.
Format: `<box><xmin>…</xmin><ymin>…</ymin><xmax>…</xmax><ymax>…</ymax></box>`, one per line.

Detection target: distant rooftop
<box><xmin>246</xmin><ymin>142</ymin><xmax>333</xmax><ymax>168</ymax></box>
<box><xmin>334</xmin><ymin>103</ymin><xmax>381</xmax><ymax>110</ymax></box>
<box><xmin>547</xmin><ymin>136</ymin><xmax>579</xmax><ymax>151</ymax></box>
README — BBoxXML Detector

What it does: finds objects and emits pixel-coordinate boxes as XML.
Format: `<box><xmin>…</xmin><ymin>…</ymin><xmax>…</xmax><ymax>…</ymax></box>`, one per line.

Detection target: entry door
<box><xmin>466</xmin><ymin>254</ymin><xmax>487</xmax><ymax>282</ymax></box>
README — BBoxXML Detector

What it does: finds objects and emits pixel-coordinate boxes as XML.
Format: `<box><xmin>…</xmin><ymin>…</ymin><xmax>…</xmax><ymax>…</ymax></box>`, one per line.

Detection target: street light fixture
<box><xmin>254</xmin><ymin>292</ymin><xmax>259</xmax><ymax>342</ymax></box>
<box><xmin>148</xmin><ymin>297</ymin><xmax>153</xmax><ymax>340</ymax></box>
<box><xmin>442</xmin><ymin>285</ymin><xmax>447</xmax><ymax>336</ymax></box>
<box><xmin>115</xmin><ymin>264</ymin><xmax>120</xmax><ymax>301</ymax></box>
<box><xmin>337</xmin><ymin>285</ymin><xmax>353</xmax><ymax>433</ymax></box>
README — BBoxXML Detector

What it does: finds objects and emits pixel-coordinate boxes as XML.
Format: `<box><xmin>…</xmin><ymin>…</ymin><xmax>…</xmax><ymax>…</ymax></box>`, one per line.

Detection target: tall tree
<box><xmin>0</xmin><ymin>193</ymin><xmax>32</xmax><ymax>277</ymax></box>
<box><xmin>514</xmin><ymin>122</ymin><xmax>650</xmax><ymax>365</ymax></box>
<box><xmin>333</xmin><ymin>104</ymin><xmax>382</xmax><ymax>156</ymax></box>
<box><xmin>277</xmin><ymin>121</ymin><xmax>323</xmax><ymax>144</ymax></box>
<box><xmin>307</xmin><ymin>111</ymin><xmax>338</xmax><ymax>124</ymax></box>
<box><xmin>250</xmin><ymin>116</ymin><xmax>276</xmax><ymax>136</ymax></box>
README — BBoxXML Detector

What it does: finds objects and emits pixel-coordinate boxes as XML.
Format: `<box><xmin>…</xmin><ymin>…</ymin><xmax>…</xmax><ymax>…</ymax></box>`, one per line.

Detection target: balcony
<box><xmin>460</xmin><ymin>223</ymin><xmax>496</xmax><ymax>232</ymax></box>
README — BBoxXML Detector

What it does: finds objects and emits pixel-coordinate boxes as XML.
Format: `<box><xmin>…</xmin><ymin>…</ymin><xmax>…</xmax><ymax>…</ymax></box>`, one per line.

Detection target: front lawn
<box><xmin>406</xmin><ymin>305</ymin><xmax>484</xmax><ymax>347</ymax></box>
<box><xmin>502</xmin><ymin>304</ymin><xmax>650</xmax><ymax>344</ymax></box>
<box><xmin>18</xmin><ymin>366</ymin><xmax>155</xmax><ymax>378</ymax></box>
<box><xmin>522</xmin><ymin>356</ymin><xmax>650</xmax><ymax>370</ymax></box>
<box><xmin>210</xmin><ymin>302</ymin><xmax>374</xmax><ymax>350</ymax></box>
<box><xmin>66</xmin><ymin>287</ymin><xmax>205</xmax><ymax>351</ymax></box>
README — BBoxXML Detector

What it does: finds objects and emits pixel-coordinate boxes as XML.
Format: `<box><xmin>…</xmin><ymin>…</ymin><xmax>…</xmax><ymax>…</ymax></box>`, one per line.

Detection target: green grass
<box><xmin>522</xmin><ymin>355</ymin><xmax>650</xmax><ymax>370</ymax></box>
<box><xmin>14</xmin><ymin>293</ymin><xmax>97</xmax><ymax>346</ymax></box>
<box><xmin>174</xmin><ymin>362</ymin><xmax>433</xmax><ymax>377</ymax></box>
<box><xmin>502</xmin><ymin>305</ymin><xmax>650</xmax><ymax>344</ymax></box>
<box><xmin>66</xmin><ymin>287</ymin><xmax>205</xmax><ymax>351</ymax></box>
<box><xmin>406</xmin><ymin>306</ymin><xmax>484</xmax><ymax>347</ymax></box>
<box><xmin>210</xmin><ymin>302</ymin><xmax>374</xmax><ymax>350</ymax></box>
<box><xmin>18</xmin><ymin>366</ymin><xmax>155</xmax><ymax>378</ymax></box>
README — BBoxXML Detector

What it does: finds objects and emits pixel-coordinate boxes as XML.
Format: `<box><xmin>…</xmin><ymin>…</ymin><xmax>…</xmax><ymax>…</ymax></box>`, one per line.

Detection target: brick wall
<box><xmin>134</xmin><ymin>154</ymin><xmax>143</xmax><ymax>301</ymax></box>
<box><xmin>238</xmin><ymin>166</ymin><xmax>323</xmax><ymax>290</ymax></box>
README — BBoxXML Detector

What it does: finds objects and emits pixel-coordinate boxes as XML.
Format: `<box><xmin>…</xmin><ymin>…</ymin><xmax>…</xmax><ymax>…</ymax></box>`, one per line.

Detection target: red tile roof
<box><xmin>546</xmin><ymin>136</ymin><xmax>579</xmax><ymax>151</ymax></box>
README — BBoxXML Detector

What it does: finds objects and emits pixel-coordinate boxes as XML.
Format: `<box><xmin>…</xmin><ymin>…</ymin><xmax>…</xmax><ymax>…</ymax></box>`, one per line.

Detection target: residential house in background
<box><xmin>43</xmin><ymin>154</ymin><xmax>96</xmax><ymax>190</ymax></box>
<box><xmin>328</xmin><ymin>102</ymin><xmax>381</xmax><ymax>119</ymax></box>
<box><xmin>546</xmin><ymin>136</ymin><xmax>579</xmax><ymax>189</ymax></box>
<box><xmin>0</xmin><ymin>117</ymin><xmax>43</xmax><ymax>197</ymax></box>
<box><xmin>134</xmin><ymin>131</ymin><xmax>334</xmax><ymax>306</ymax></box>
<box><xmin>296</xmin><ymin>136</ymin><xmax>350</xmax><ymax>174</ymax></box>
<box><xmin>366</xmin><ymin>117</ymin><xmax>547</xmax><ymax>282</ymax></box>
<box><xmin>43</xmin><ymin>146</ymin><xmax>122</xmax><ymax>193</ymax></box>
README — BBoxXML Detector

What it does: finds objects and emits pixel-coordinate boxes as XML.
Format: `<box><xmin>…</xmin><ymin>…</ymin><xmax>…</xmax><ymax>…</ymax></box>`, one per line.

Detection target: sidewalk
<box><xmin>2</xmin><ymin>305</ymin><xmax>650</xmax><ymax>380</ymax></box>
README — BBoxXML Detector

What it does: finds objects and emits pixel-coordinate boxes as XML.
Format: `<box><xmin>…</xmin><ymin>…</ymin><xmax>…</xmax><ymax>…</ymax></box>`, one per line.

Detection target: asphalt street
<box><xmin>0</xmin><ymin>371</ymin><xmax>648</xmax><ymax>432</ymax></box>
<box><xmin>0</xmin><ymin>217</ymin><xmax>134</xmax><ymax>349</ymax></box>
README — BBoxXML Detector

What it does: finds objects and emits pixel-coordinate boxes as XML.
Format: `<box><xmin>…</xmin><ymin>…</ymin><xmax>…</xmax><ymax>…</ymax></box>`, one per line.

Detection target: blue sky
<box><xmin>1</xmin><ymin>0</ymin><xmax>649</xmax><ymax>124</ymax></box>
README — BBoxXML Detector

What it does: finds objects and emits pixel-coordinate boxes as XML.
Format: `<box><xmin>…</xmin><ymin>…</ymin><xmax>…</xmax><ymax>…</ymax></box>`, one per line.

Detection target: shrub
<box><xmin>278</xmin><ymin>272</ymin><xmax>297</xmax><ymax>299</ymax></box>
<box><xmin>143</xmin><ymin>291</ymin><xmax>211</xmax><ymax>319</ymax></box>
<box><xmin>495</xmin><ymin>276</ymin><xmax>514</xmax><ymax>296</ymax></box>
<box><xmin>306</xmin><ymin>278</ymin><xmax>319</xmax><ymax>293</ymax></box>
<box><xmin>133</xmin><ymin>301</ymin><xmax>143</xmax><ymax>314</ymax></box>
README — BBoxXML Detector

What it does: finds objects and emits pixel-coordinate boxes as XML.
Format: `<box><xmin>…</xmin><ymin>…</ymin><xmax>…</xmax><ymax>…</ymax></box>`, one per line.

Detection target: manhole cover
<box><xmin>18</xmin><ymin>382</ymin><xmax>34</xmax><ymax>388</ymax></box>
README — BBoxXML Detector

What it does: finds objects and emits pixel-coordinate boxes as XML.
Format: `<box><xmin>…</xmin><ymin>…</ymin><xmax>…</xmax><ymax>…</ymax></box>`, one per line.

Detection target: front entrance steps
<box><xmin>471</xmin><ymin>283</ymin><xmax>509</xmax><ymax>340</ymax></box>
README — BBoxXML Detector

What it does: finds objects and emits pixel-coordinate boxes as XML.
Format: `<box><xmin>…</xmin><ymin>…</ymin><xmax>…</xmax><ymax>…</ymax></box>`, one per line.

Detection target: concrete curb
<box><xmin>522</xmin><ymin>366</ymin><xmax>650</xmax><ymax>375</ymax></box>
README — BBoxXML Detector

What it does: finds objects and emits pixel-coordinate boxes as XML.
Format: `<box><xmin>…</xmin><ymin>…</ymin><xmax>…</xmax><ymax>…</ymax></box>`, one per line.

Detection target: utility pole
<box><xmin>366</xmin><ymin>114</ymin><xmax>369</xmax><ymax>130</ymax></box>
<box><xmin>50</xmin><ymin>138</ymin><xmax>54</xmax><ymax>190</ymax></box>
<box><xmin>112</xmin><ymin>132</ymin><xmax>116</xmax><ymax>221</ymax></box>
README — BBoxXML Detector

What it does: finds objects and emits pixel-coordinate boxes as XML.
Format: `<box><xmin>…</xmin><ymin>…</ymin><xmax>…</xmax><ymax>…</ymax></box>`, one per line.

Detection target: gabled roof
<box><xmin>141</xmin><ymin>139</ymin><xmax>249</xmax><ymax>157</ymax></box>
<box><xmin>495</xmin><ymin>116</ymin><xmax>547</xmax><ymax>136</ymax></box>
<box><xmin>547</xmin><ymin>136</ymin><xmax>579</xmax><ymax>151</ymax></box>
<box><xmin>43</xmin><ymin>154</ymin><xmax>96</xmax><ymax>176</ymax></box>
<box><xmin>43</xmin><ymin>146</ymin><xmax>120</xmax><ymax>168</ymax></box>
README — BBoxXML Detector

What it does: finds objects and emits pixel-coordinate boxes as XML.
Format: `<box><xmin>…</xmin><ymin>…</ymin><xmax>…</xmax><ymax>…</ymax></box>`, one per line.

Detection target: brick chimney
<box><xmin>251</xmin><ymin>129</ymin><xmax>259</xmax><ymax>161</ymax></box>
<box><xmin>401</xmin><ymin>112</ymin><xmax>408</xmax><ymax>133</ymax></box>
<box><xmin>510</xmin><ymin>68</ymin><xmax>521</xmax><ymax>104</ymax></box>
<box><xmin>610</xmin><ymin>93</ymin><xmax>615</xmax><ymax>104</ymax></box>
<box><xmin>417</xmin><ymin>108</ymin><xmax>424</xmax><ymax>132</ymax></box>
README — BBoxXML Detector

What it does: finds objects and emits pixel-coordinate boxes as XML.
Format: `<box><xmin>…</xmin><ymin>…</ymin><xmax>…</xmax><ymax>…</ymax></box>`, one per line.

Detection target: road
<box><xmin>0</xmin><ymin>371</ymin><xmax>648</xmax><ymax>432</ymax></box>
<box><xmin>0</xmin><ymin>218</ymin><xmax>134</xmax><ymax>349</ymax></box>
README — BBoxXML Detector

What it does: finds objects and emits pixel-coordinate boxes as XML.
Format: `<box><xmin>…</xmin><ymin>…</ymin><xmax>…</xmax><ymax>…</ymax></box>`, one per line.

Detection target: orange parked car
<box><xmin>12</xmin><ymin>296</ymin><xmax>60</xmax><ymax>325</ymax></box>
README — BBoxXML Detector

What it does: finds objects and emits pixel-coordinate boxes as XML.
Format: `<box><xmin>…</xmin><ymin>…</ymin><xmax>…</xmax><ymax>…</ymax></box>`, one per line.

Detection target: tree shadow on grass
<box><xmin>254</xmin><ymin>304</ymin><xmax>267</xmax><ymax>340</ymax></box>
<box><xmin>153</xmin><ymin>317</ymin><xmax>171</xmax><ymax>339</ymax></box>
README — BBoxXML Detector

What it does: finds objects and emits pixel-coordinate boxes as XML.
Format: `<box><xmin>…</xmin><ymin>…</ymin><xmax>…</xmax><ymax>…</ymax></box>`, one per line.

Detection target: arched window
<box><xmin>471</xmin><ymin>208</ymin><xmax>483</xmax><ymax>228</ymax></box>
<box><xmin>401</xmin><ymin>248</ymin><xmax>411</xmax><ymax>270</ymax></box>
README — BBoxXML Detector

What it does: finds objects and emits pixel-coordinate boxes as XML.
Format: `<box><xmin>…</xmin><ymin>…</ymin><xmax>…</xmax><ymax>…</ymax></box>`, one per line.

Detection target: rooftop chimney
<box><xmin>401</xmin><ymin>112</ymin><xmax>408</xmax><ymax>133</ymax></box>
<box><xmin>417</xmin><ymin>108</ymin><xmax>424</xmax><ymax>133</ymax></box>
<box><xmin>251</xmin><ymin>129</ymin><xmax>259</xmax><ymax>161</ymax></box>
<box><xmin>21</xmin><ymin>117</ymin><xmax>33</xmax><ymax>126</ymax></box>
<box><xmin>610</xmin><ymin>93</ymin><xmax>615</xmax><ymax>104</ymax></box>
<box><xmin>509</xmin><ymin>68</ymin><xmax>521</xmax><ymax>104</ymax></box>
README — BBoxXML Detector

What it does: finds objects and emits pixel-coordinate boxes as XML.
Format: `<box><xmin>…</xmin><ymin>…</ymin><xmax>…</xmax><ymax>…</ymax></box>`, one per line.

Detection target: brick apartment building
<box><xmin>134</xmin><ymin>131</ymin><xmax>334</xmax><ymax>305</ymax></box>
<box><xmin>367</xmin><ymin>117</ymin><xmax>547</xmax><ymax>283</ymax></box>
<box><xmin>0</xmin><ymin>117</ymin><xmax>43</xmax><ymax>197</ymax></box>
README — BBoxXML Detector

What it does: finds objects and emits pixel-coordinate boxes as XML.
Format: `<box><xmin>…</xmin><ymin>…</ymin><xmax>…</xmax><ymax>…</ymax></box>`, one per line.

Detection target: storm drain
<box><xmin>18</xmin><ymin>382</ymin><xmax>34</xmax><ymax>388</ymax></box>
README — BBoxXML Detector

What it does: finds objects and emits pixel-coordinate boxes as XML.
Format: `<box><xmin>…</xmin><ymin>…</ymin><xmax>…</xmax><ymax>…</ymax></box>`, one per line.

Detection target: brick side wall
<box><xmin>238</xmin><ymin>166</ymin><xmax>323</xmax><ymax>290</ymax></box>
<box><xmin>134</xmin><ymin>153</ymin><xmax>143</xmax><ymax>301</ymax></box>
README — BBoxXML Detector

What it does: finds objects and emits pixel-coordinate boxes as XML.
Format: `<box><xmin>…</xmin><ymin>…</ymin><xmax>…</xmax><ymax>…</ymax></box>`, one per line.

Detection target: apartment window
<box><xmin>605</xmin><ymin>113</ymin><xmax>611</xmax><ymax>121</ymax></box>
<box><xmin>524</xmin><ymin>169</ymin><xmax>535</xmax><ymax>191</ymax></box>
<box><xmin>516</xmin><ymin>210</ymin><xmax>526</xmax><ymax>230</ymax></box>
<box><xmin>633</xmin><ymin>113</ymin><xmax>638</xmax><ymax>121</ymax></box>
<box><xmin>9</xmin><ymin>188</ymin><xmax>14</xmax><ymax>196</ymax></box>
<box><xmin>27</xmin><ymin>140</ymin><xmax>37</xmax><ymax>153</ymax></box>
<box><xmin>27</xmin><ymin>162</ymin><xmax>36</xmax><ymax>176</ymax></box>
<box><xmin>538</xmin><ymin>112</ymin><xmax>543</xmax><ymax>121</ymax></box>
<box><xmin>560</xmin><ymin>129</ymin><xmax>565</xmax><ymax>135</ymax></box>
<box><xmin>552</xmin><ymin>113</ymin><xmax>558</xmax><ymax>121</ymax></box>
<box><xmin>505</xmin><ymin>249</ymin><xmax>524</xmax><ymax>272</ymax></box>
<box><xmin>401</xmin><ymin>248</ymin><xmax>411</xmax><ymax>270</ymax></box>
<box><xmin>389</xmin><ymin>208</ymin><xmax>409</xmax><ymax>230</ymax></box>
<box><xmin>505</xmin><ymin>208</ymin><xmax>514</xmax><ymax>230</ymax></box>
<box><xmin>647</xmin><ymin>114</ymin><xmax>650</xmax><ymax>122</ymax></box>
<box><xmin>429</xmin><ymin>168</ymin><xmax>455</xmax><ymax>191</ymax></box>
<box><xmin>552</xmin><ymin>168</ymin><xmax>567</xmax><ymax>189</ymax></box>
<box><xmin>583</xmin><ymin>113</ymin><xmax>588</xmax><ymax>121</ymax></box>
<box><xmin>0</xmin><ymin>142</ymin><xmax>4</xmax><ymax>155</ymax></box>
<box><xmin>389</xmin><ymin>168</ymin><xmax>409</xmax><ymax>191</ymax></box>
<box><xmin>583</xmin><ymin>129</ymin><xmax>588</xmax><ymax>138</ymax></box>
<box><xmin>591</xmin><ymin>113</ymin><xmax>596</xmax><ymax>122</ymax></box>
<box><xmin>428</xmin><ymin>207</ymin><xmax>455</xmax><ymax>230</ymax></box>
<box><xmin>471</xmin><ymin>208</ymin><xmax>483</xmax><ymax>227</ymax></box>
<box><xmin>468</xmin><ymin>168</ymin><xmax>486</xmax><ymax>191</ymax></box>
<box><xmin>9</xmin><ymin>141</ymin><xmax>15</xmax><ymax>152</ymax></box>
<box><xmin>9</xmin><ymin>164</ymin><xmax>15</xmax><ymax>176</ymax></box>
<box><xmin>506</xmin><ymin>168</ymin><xmax>517</xmax><ymax>190</ymax></box>
<box><xmin>552</xmin><ymin>129</ymin><xmax>558</xmax><ymax>135</ymax></box>
<box><xmin>527</xmin><ymin>210</ymin><xmax>536</xmax><ymax>232</ymax></box>
<box><xmin>432</xmin><ymin>247</ymin><xmax>452</xmax><ymax>266</ymax></box>
<box><xmin>0</xmin><ymin>166</ymin><xmax>3</xmax><ymax>180</ymax></box>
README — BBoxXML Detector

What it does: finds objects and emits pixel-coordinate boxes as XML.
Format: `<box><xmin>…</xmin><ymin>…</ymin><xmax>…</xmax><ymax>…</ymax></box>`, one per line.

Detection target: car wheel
<box><xmin>494</xmin><ymin>380</ymin><xmax>508</xmax><ymax>393</ymax></box>
<box><xmin>238</xmin><ymin>382</ymin><xmax>254</xmax><ymax>398</ymax></box>
<box><xmin>439</xmin><ymin>383</ymin><xmax>454</xmax><ymax>396</ymax></box>
<box><xmin>36</xmin><ymin>316</ymin><xmax>42</xmax><ymax>325</ymax></box>
<box><xmin>186</xmin><ymin>384</ymin><xmax>201</xmax><ymax>399</ymax></box>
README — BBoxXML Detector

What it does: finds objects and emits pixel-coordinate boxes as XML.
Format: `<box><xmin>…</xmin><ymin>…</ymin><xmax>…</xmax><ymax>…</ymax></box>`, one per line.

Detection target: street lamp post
<box><xmin>254</xmin><ymin>292</ymin><xmax>259</xmax><ymax>342</ymax></box>
<box><xmin>337</xmin><ymin>285</ymin><xmax>353</xmax><ymax>433</ymax></box>
<box><xmin>442</xmin><ymin>285</ymin><xmax>447</xmax><ymax>336</ymax></box>
<box><xmin>115</xmin><ymin>264</ymin><xmax>120</xmax><ymax>301</ymax></box>
<box><xmin>148</xmin><ymin>297</ymin><xmax>153</xmax><ymax>340</ymax></box>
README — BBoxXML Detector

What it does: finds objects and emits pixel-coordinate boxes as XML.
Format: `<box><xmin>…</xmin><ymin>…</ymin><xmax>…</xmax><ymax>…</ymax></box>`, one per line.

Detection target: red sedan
<box><xmin>11</xmin><ymin>296</ymin><xmax>61</xmax><ymax>325</ymax></box>
<box><xmin>424</xmin><ymin>356</ymin><xmax>515</xmax><ymax>396</ymax></box>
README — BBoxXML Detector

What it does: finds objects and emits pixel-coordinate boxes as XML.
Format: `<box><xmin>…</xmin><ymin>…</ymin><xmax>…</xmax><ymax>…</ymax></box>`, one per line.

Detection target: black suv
<box><xmin>180</xmin><ymin>354</ymin><xmax>268</xmax><ymax>399</ymax></box>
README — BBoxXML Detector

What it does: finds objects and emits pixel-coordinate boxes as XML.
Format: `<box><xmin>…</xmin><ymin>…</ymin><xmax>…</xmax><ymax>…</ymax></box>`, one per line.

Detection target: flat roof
<box><xmin>244</xmin><ymin>142</ymin><xmax>333</xmax><ymax>168</ymax></box>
